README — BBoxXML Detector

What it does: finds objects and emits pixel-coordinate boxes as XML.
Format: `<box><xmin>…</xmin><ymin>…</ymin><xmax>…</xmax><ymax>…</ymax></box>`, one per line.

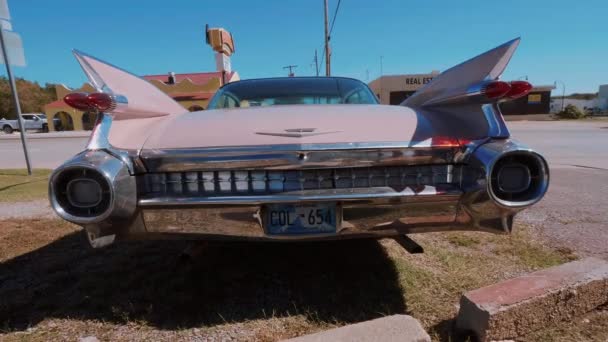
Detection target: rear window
<box><xmin>208</xmin><ymin>77</ymin><xmax>378</xmax><ymax>110</ymax></box>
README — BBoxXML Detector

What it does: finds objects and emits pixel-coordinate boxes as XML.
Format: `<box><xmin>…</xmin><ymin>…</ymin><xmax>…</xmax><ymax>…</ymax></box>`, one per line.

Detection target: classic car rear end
<box><xmin>49</xmin><ymin>38</ymin><xmax>549</xmax><ymax>248</ymax></box>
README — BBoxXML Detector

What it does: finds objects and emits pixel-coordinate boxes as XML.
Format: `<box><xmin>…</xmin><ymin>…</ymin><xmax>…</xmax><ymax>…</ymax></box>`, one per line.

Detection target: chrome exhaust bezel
<box><xmin>50</xmin><ymin>164</ymin><xmax>115</xmax><ymax>224</ymax></box>
<box><xmin>49</xmin><ymin>150</ymin><xmax>137</xmax><ymax>225</ymax></box>
<box><xmin>487</xmin><ymin>150</ymin><xmax>550</xmax><ymax>209</ymax></box>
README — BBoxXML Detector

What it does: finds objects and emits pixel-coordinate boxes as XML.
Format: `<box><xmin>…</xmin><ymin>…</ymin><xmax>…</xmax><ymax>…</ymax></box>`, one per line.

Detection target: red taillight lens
<box><xmin>63</xmin><ymin>92</ymin><xmax>115</xmax><ymax>112</ymax></box>
<box><xmin>505</xmin><ymin>81</ymin><xmax>532</xmax><ymax>99</ymax></box>
<box><xmin>63</xmin><ymin>93</ymin><xmax>93</xmax><ymax>111</ymax></box>
<box><xmin>431</xmin><ymin>136</ymin><xmax>471</xmax><ymax>148</ymax></box>
<box><xmin>482</xmin><ymin>81</ymin><xmax>511</xmax><ymax>99</ymax></box>
<box><xmin>87</xmin><ymin>93</ymin><xmax>114</xmax><ymax>111</ymax></box>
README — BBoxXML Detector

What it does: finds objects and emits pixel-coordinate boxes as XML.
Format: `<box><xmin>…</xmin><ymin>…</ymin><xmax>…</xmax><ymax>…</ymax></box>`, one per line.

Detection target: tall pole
<box><xmin>314</xmin><ymin>49</ymin><xmax>319</xmax><ymax>76</ymax></box>
<box><xmin>561</xmin><ymin>83</ymin><xmax>566</xmax><ymax>112</ymax></box>
<box><xmin>283</xmin><ymin>65</ymin><xmax>298</xmax><ymax>77</ymax></box>
<box><xmin>379</xmin><ymin>55</ymin><xmax>384</xmax><ymax>103</ymax></box>
<box><xmin>555</xmin><ymin>80</ymin><xmax>566</xmax><ymax>112</ymax></box>
<box><xmin>324</xmin><ymin>0</ymin><xmax>330</xmax><ymax>76</ymax></box>
<box><xmin>0</xmin><ymin>27</ymin><xmax>31</xmax><ymax>175</ymax></box>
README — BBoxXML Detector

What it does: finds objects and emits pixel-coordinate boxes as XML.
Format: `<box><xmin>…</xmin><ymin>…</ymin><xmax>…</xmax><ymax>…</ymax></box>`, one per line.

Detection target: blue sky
<box><xmin>7</xmin><ymin>0</ymin><xmax>608</xmax><ymax>94</ymax></box>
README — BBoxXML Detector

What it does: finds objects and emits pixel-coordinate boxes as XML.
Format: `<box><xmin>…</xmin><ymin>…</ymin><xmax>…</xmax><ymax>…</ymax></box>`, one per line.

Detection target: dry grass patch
<box><xmin>380</xmin><ymin>225</ymin><xmax>579</xmax><ymax>340</ymax></box>
<box><xmin>526</xmin><ymin>306</ymin><xmax>608</xmax><ymax>342</ymax></box>
<box><xmin>0</xmin><ymin>219</ymin><xmax>77</xmax><ymax>261</ymax></box>
<box><xmin>0</xmin><ymin>169</ymin><xmax>51</xmax><ymax>203</ymax></box>
<box><xmin>0</xmin><ymin>218</ymin><xmax>592</xmax><ymax>341</ymax></box>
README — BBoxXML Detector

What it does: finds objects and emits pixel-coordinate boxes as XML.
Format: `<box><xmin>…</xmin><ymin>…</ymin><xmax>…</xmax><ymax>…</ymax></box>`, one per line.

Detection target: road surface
<box><xmin>507</xmin><ymin>121</ymin><xmax>608</xmax><ymax>258</ymax></box>
<box><xmin>509</xmin><ymin>121</ymin><xmax>608</xmax><ymax>170</ymax></box>
<box><xmin>0</xmin><ymin>120</ymin><xmax>607</xmax><ymax>257</ymax></box>
<box><xmin>0</xmin><ymin>132</ymin><xmax>89</xmax><ymax>169</ymax></box>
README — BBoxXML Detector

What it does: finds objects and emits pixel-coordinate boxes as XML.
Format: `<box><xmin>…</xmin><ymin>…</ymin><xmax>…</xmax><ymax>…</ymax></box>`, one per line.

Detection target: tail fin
<box><xmin>402</xmin><ymin>38</ymin><xmax>520</xmax><ymax>108</ymax></box>
<box><xmin>73</xmin><ymin>50</ymin><xmax>186</xmax><ymax>119</ymax></box>
<box><xmin>402</xmin><ymin>38</ymin><xmax>524</xmax><ymax>139</ymax></box>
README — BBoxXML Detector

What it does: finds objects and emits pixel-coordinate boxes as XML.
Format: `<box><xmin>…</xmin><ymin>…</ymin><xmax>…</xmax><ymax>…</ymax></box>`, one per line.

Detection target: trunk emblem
<box><xmin>255</xmin><ymin>128</ymin><xmax>342</xmax><ymax>138</ymax></box>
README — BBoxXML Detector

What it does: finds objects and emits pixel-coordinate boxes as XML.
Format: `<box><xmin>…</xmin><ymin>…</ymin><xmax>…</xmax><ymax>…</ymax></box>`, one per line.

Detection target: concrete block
<box><xmin>456</xmin><ymin>257</ymin><xmax>608</xmax><ymax>341</ymax></box>
<box><xmin>284</xmin><ymin>315</ymin><xmax>430</xmax><ymax>342</ymax></box>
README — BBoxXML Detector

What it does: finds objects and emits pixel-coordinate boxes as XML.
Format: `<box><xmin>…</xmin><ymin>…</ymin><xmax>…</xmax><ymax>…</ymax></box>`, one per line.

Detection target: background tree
<box><xmin>0</xmin><ymin>77</ymin><xmax>57</xmax><ymax>119</ymax></box>
<box><xmin>556</xmin><ymin>104</ymin><xmax>586</xmax><ymax>119</ymax></box>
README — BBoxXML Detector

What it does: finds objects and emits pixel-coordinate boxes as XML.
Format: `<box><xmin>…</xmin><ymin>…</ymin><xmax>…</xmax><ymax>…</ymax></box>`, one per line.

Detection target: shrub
<box><xmin>556</xmin><ymin>104</ymin><xmax>586</xmax><ymax>119</ymax></box>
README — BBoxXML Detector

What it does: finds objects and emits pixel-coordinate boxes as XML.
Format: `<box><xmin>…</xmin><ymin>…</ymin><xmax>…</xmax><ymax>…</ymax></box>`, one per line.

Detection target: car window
<box><xmin>344</xmin><ymin>88</ymin><xmax>376</xmax><ymax>104</ymax></box>
<box><xmin>208</xmin><ymin>77</ymin><xmax>378</xmax><ymax>110</ymax></box>
<box><xmin>21</xmin><ymin>115</ymin><xmax>33</xmax><ymax>120</ymax></box>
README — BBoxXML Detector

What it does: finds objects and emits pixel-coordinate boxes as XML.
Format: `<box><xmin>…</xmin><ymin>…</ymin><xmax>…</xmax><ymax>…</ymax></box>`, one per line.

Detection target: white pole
<box><xmin>0</xmin><ymin>27</ymin><xmax>31</xmax><ymax>175</ymax></box>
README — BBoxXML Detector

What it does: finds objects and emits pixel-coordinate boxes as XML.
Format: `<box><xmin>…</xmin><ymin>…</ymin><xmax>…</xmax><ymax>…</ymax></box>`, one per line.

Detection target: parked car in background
<box><xmin>0</xmin><ymin>113</ymin><xmax>49</xmax><ymax>134</ymax></box>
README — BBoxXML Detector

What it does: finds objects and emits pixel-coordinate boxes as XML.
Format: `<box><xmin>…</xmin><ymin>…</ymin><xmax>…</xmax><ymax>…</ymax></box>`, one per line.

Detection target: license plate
<box><xmin>265</xmin><ymin>203</ymin><xmax>337</xmax><ymax>235</ymax></box>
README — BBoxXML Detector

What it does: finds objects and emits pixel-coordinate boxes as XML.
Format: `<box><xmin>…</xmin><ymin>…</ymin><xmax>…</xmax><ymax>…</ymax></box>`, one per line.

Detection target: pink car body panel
<box><xmin>141</xmin><ymin>104</ymin><xmax>421</xmax><ymax>150</ymax></box>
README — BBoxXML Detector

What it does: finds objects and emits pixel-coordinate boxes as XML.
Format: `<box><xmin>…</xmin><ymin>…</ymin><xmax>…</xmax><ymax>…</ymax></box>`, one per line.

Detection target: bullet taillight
<box><xmin>63</xmin><ymin>93</ymin><xmax>92</xmax><ymax>111</ymax></box>
<box><xmin>505</xmin><ymin>81</ymin><xmax>533</xmax><ymax>99</ymax></box>
<box><xmin>63</xmin><ymin>92</ymin><xmax>115</xmax><ymax>112</ymax></box>
<box><xmin>431</xmin><ymin>136</ymin><xmax>472</xmax><ymax>148</ymax></box>
<box><xmin>482</xmin><ymin>81</ymin><xmax>511</xmax><ymax>99</ymax></box>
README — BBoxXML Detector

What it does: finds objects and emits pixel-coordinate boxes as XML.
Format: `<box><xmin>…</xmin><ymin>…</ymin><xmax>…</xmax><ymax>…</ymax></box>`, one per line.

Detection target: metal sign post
<box><xmin>0</xmin><ymin>0</ymin><xmax>31</xmax><ymax>175</ymax></box>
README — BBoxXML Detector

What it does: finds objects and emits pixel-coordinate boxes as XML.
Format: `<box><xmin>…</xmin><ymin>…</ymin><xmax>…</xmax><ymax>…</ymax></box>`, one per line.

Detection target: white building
<box><xmin>599</xmin><ymin>85</ymin><xmax>608</xmax><ymax>111</ymax></box>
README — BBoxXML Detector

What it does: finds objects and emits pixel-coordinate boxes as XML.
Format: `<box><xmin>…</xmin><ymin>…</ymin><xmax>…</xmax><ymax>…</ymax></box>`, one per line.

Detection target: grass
<box><xmin>0</xmin><ymin>169</ymin><xmax>52</xmax><ymax>203</ymax></box>
<box><xmin>0</xmin><ymin>217</ymin><xmax>595</xmax><ymax>341</ymax></box>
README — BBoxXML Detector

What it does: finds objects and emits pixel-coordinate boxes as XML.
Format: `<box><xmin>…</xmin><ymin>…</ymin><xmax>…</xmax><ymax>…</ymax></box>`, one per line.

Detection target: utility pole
<box><xmin>0</xmin><ymin>1</ymin><xmax>31</xmax><ymax>175</ymax></box>
<box><xmin>283</xmin><ymin>65</ymin><xmax>297</xmax><ymax>77</ymax></box>
<box><xmin>324</xmin><ymin>0</ymin><xmax>330</xmax><ymax>76</ymax></box>
<box><xmin>314</xmin><ymin>49</ymin><xmax>319</xmax><ymax>76</ymax></box>
<box><xmin>379</xmin><ymin>55</ymin><xmax>384</xmax><ymax>103</ymax></box>
<box><xmin>555</xmin><ymin>80</ymin><xmax>566</xmax><ymax>112</ymax></box>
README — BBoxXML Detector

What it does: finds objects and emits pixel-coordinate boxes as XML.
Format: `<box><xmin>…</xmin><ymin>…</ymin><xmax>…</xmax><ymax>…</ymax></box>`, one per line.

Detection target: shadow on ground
<box><xmin>0</xmin><ymin>233</ymin><xmax>406</xmax><ymax>331</ymax></box>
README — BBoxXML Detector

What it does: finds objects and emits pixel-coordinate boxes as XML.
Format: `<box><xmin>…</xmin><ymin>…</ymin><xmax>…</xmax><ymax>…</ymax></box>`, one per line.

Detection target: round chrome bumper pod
<box><xmin>488</xmin><ymin>151</ymin><xmax>549</xmax><ymax>208</ymax></box>
<box><xmin>457</xmin><ymin>139</ymin><xmax>550</xmax><ymax>234</ymax></box>
<box><xmin>466</xmin><ymin>139</ymin><xmax>550</xmax><ymax>211</ymax></box>
<box><xmin>49</xmin><ymin>150</ymin><xmax>137</xmax><ymax>225</ymax></box>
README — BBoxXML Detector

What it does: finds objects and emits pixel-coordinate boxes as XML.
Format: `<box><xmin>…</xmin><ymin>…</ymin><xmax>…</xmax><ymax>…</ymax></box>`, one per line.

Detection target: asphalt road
<box><xmin>1</xmin><ymin>120</ymin><xmax>607</xmax><ymax>257</ymax></box>
<box><xmin>0</xmin><ymin>132</ymin><xmax>89</xmax><ymax>169</ymax></box>
<box><xmin>509</xmin><ymin>120</ymin><xmax>608</xmax><ymax>170</ymax></box>
<box><xmin>508</xmin><ymin>121</ymin><xmax>608</xmax><ymax>259</ymax></box>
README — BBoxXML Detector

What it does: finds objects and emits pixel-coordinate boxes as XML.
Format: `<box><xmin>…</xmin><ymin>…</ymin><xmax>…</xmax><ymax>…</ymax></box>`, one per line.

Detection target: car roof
<box><xmin>219</xmin><ymin>76</ymin><xmax>367</xmax><ymax>89</ymax></box>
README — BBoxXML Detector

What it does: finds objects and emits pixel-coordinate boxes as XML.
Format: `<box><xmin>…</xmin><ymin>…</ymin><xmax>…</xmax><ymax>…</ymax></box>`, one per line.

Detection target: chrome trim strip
<box><xmin>85</xmin><ymin>113</ymin><xmax>143</xmax><ymax>174</ymax></box>
<box><xmin>482</xmin><ymin>103</ymin><xmax>510</xmax><ymax>138</ymax></box>
<box><xmin>144</xmin><ymin>141</ymin><xmax>437</xmax><ymax>153</ymax></box>
<box><xmin>86</xmin><ymin>112</ymin><xmax>112</xmax><ymax>150</ymax></box>
<box><xmin>138</xmin><ymin>186</ymin><xmax>462</xmax><ymax>207</ymax></box>
<box><xmin>140</xmin><ymin>146</ymin><xmax>459</xmax><ymax>172</ymax></box>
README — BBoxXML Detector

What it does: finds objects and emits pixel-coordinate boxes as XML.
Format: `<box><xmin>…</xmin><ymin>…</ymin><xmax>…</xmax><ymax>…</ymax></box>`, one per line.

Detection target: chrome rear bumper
<box><xmin>138</xmin><ymin>186</ymin><xmax>462</xmax><ymax>240</ymax></box>
<box><xmin>49</xmin><ymin>139</ymin><xmax>549</xmax><ymax>247</ymax></box>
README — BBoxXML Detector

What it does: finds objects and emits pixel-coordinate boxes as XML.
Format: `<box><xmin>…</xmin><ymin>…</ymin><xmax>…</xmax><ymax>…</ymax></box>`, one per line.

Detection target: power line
<box><xmin>283</xmin><ymin>65</ymin><xmax>298</xmax><ymax>77</ymax></box>
<box><xmin>329</xmin><ymin>0</ymin><xmax>341</xmax><ymax>37</ymax></box>
<box><xmin>319</xmin><ymin>0</ymin><xmax>341</xmax><ymax>74</ymax></box>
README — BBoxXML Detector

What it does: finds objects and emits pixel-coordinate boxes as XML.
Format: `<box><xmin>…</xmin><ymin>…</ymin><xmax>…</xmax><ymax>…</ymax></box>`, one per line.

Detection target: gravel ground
<box><xmin>0</xmin><ymin>199</ymin><xmax>54</xmax><ymax>219</ymax></box>
<box><xmin>518</xmin><ymin>167</ymin><xmax>608</xmax><ymax>259</ymax></box>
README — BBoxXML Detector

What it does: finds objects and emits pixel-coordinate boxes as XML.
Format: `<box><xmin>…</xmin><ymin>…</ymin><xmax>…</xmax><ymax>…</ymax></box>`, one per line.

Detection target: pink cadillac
<box><xmin>49</xmin><ymin>38</ymin><xmax>549</xmax><ymax>248</ymax></box>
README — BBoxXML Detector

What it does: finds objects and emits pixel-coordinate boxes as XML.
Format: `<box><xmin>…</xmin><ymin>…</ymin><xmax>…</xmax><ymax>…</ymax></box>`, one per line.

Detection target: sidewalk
<box><xmin>0</xmin><ymin>131</ymin><xmax>91</xmax><ymax>140</ymax></box>
<box><xmin>503</xmin><ymin>114</ymin><xmax>555</xmax><ymax>121</ymax></box>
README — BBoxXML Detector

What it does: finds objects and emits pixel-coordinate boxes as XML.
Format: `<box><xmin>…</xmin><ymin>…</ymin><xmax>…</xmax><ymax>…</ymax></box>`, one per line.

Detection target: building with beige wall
<box><xmin>600</xmin><ymin>84</ymin><xmax>608</xmax><ymax>111</ymax></box>
<box><xmin>369</xmin><ymin>73</ymin><xmax>555</xmax><ymax>114</ymax></box>
<box><xmin>368</xmin><ymin>72</ymin><xmax>440</xmax><ymax>105</ymax></box>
